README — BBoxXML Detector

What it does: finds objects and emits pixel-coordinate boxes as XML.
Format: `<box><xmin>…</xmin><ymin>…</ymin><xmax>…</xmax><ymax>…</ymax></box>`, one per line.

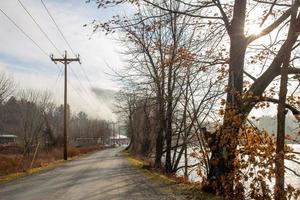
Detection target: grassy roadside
<box><xmin>123</xmin><ymin>152</ymin><xmax>221</xmax><ymax>200</ymax></box>
<box><xmin>0</xmin><ymin>159</ymin><xmax>64</xmax><ymax>184</ymax></box>
<box><xmin>0</xmin><ymin>147</ymin><xmax>103</xmax><ymax>184</ymax></box>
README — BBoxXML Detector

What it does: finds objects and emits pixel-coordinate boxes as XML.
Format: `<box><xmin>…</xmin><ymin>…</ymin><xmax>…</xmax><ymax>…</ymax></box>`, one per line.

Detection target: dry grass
<box><xmin>124</xmin><ymin>152</ymin><xmax>221</xmax><ymax>200</ymax></box>
<box><xmin>0</xmin><ymin>155</ymin><xmax>23</xmax><ymax>176</ymax></box>
<box><xmin>0</xmin><ymin>145</ymin><xmax>104</xmax><ymax>180</ymax></box>
<box><xmin>0</xmin><ymin>159</ymin><xmax>64</xmax><ymax>184</ymax></box>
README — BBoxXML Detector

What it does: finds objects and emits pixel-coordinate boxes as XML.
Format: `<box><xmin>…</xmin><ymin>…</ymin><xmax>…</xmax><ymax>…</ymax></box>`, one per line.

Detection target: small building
<box><xmin>74</xmin><ymin>137</ymin><xmax>100</xmax><ymax>147</ymax></box>
<box><xmin>110</xmin><ymin>135</ymin><xmax>129</xmax><ymax>146</ymax></box>
<box><xmin>0</xmin><ymin>134</ymin><xmax>18</xmax><ymax>145</ymax></box>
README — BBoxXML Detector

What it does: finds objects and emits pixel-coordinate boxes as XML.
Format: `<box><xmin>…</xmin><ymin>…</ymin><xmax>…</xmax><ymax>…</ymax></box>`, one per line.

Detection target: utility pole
<box><xmin>118</xmin><ymin>125</ymin><xmax>121</xmax><ymax>147</ymax></box>
<box><xmin>50</xmin><ymin>51</ymin><xmax>81</xmax><ymax>160</ymax></box>
<box><xmin>112</xmin><ymin>122</ymin><xmax>116</xmax><ymax>145</ymax></box>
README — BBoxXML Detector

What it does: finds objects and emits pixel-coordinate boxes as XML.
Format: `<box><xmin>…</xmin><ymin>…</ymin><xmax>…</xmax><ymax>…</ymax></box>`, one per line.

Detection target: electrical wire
<box><xmin>17</xmin><ymin>0</ymin><xmax>62</xmax><ymax>55</ymax></box>
<box><xmin>2</xmin><ymin>2</ymin><xmax>103</xmax><ymax>118</ymax></box>
<box><xmin>0</xmin><ymin>5</ymin><xmax>63</xmax><ymax>80</ymax></box>
<box><xmin>40</xmin><ymin>0</ymin><xmax>75</xmax><ymax>55</ymax></box>
<box><xmin>40</xmin><ymin>0</ymin><xmax>95</xmax><ymax>93</ymax></box>
<box><xmin>0</xmin><ymin>7</ymin><xmax>49</xmax><ymax>57</ymax></box>
<box><xmin>39</xmin><ymin>2</ymin><xmax>103</xmax><ymax>115</ymax></box>
<box><xmin>68</xmin><ymin>80</ymin><xmax>102</xmax><ymax>118</ymax></box>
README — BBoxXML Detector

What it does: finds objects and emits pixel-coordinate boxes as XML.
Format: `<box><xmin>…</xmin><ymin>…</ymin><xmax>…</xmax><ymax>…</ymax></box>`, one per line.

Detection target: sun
<box><xmin>245</xmin><ymin>24</ymin><xmax>263</xmax><ymax>36</ymax></box>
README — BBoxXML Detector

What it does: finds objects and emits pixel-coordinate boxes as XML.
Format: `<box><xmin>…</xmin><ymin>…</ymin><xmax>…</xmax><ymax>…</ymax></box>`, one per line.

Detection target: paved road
<box><xmin>0</xmin><ymin>148</ymin><xmax>183</xmax><ymax>200</ymax></box>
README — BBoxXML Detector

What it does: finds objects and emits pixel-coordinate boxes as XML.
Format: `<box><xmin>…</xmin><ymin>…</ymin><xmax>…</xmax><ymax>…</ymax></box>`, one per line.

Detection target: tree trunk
<box><xmin>274</xmin><ymin>68</ymin><xmax>287</xmax><ymax>200</ymax></box>
<box><xmin>206</xmin><ymin>23</ymin><xmax>247</xmax><ymax>197</ymax></box>
<box><xmin>274</xmin><ymin>50</ymin><xmax>291</xmax><ymax>200</ymax></box>
<box><xmin>155</xmin><ymin>94</ymin><xmax>165</xmax><ymax>168</ymax></box>
<box><xmin>184</xmin><ymin>142</ymin><xmax>188</xmax><ymax>178</ymax></box>
<box><xmin>165</xmin><ymin>64</ymin><xmax>174</xmax><ymax>172</ymax></box>
<box><xmin>127</xmin><ymin>114</ymin><xmax>134</xmax><ymax>150</ymax></box>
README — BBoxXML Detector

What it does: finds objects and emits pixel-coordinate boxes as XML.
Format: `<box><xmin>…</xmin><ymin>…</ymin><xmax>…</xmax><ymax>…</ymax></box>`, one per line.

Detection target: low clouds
<box><xmin>0</xmin><ymin>0</ymin><xmax>126</xmax><ymax>120</ymax></box>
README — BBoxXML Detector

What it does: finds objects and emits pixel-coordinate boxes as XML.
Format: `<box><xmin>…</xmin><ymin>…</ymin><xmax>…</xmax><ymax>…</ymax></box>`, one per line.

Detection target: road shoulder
<box><xmin>123</xmin><ymin>152</ymin><xmax>220</xmax><ymax>200</ymax></box>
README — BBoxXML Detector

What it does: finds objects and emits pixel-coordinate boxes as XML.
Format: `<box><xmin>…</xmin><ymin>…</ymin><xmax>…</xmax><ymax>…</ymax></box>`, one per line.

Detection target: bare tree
<box><xmin>0</xmin><ymin>71</ymin><xmax>15</xmax><ymax>103</ymax></box>
<box><xmin>17</xmin><ymin>90</ymin><xmax>52</xmax><ymax>154</ymax></box>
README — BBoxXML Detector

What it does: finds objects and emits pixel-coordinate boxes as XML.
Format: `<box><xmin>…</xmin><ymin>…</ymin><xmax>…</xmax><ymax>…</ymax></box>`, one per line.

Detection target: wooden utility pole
<box><xmin>118</xmin><ymin>125</ymin><xmax>121</xmax><ymax>147</ymax></box>
<box><xmin>50</xmin><ymin>51</ymin><xmax>81</xmax><ymax>160</ymax></box>
<box><xmin>112</xmin><ymin>122</ymin><xmax>116</xmax><ymax>145</ymax></box>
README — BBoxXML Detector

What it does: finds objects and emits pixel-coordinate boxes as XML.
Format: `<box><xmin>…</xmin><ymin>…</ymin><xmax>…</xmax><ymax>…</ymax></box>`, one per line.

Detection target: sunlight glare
<box><xmin>246</xmin><ymin>24</ymin><xmax>263</xmax><ymax>36</ymax></box>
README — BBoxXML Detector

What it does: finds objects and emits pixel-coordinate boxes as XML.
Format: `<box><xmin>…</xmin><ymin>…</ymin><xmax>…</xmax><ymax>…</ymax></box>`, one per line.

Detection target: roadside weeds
<box><xmin>123</xmin><ymin>152</ymin><xmax>221</xmax><ymax>200</ymax></box>
<box><xmin>0</xmin><ymin>146</ymin><xmax>105</xmax><ymax>184</ymax></box>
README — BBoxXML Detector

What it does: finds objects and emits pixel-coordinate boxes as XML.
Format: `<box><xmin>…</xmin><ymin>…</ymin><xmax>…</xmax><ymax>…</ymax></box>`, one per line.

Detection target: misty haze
<box><xmin>0</xmin><ymin>1</ymin><xmax>299</xmax><ymax>200</ymax></box>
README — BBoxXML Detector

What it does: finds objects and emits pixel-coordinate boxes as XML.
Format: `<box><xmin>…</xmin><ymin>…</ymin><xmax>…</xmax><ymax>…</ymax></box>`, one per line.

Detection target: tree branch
<box><xmin>247</xmin><ymin>8</ymin><xmax>292</xmax><ymax>44</ymax></box>
<box><xmin>263</xmin><ymin>97</ymin><xmax>300</xmax><ymax>115</ymax></box>
<box><xmin>285</xmin><ymin>166</ymin><xmax>300</xmax><ymax>177</ymax></box>
<box><xmin>142</xmin><ymin>0</ymin><xmax>222</xmax><ymax>19</ymax></box>
<box><xmin>287</xmin><ymin>67</ymin><xmax>300</xmax><ymax>74</ymax></box>
<box><xmin>243</xmin><ymin>70</ymin><xmax>257</xmax><ymax>81</ymax></box>
<box><xmin>212</xmin><ymin>0</ymin><xmax>231</xmax><ymax>32</ymax></box>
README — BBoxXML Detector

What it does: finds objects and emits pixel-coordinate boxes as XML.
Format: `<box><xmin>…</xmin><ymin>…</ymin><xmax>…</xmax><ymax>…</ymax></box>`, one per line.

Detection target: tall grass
<box><xmin>0</xmin><ymin>145</ymin><xmax>103</xmax><ymax>176</ymax></box>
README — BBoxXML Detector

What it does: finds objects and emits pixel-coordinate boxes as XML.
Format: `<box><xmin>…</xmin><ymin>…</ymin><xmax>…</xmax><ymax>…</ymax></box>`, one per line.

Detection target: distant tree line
<box><xmin>0</xmin><ymin>71</ymin><xmax>112</xmax><ymax>154</ymax></box>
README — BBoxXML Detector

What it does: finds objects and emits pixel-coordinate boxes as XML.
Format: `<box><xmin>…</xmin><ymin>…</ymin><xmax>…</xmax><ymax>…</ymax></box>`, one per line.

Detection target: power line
<box><xmin>17</xmin><ymin>0</ymin><xmax>61</xmax><ymax>55</ymax></box>
<box><xmin>3</xmin><ymin>1</ymin><xmax>102</xmax><ymax>119</ymax></box>
<box><xmin>69</xmin><ymin>81</ymin><xmax>102</xmax><ymax>119</ymax></box>
<box><xmin>0</xmin><ymin>5</ymin><xmax>63</xmax><ymax>77</ymax></box>
<box><xmin>79</xmin><ymin>63</ymin><xmax>94</xmax><ymax>90</ymax></box>
<box><xmin>0</xmin><ymin>5</ymin><xmax>65</xmax><ymax>103</ymax></box>
<box><xmin>68</xmin><ymin>77</ymin><xmax>102</xmax><ymax>118</ymax></box>
<box><xmin>40</xmin><ymin>0</ymin><xmax>102</xmax><ymax>116</ymax></box>
<box><xmin>51</xmin><ymin>68</ymin><xmax>63</xmax><ymax>89</ymax></box>
<box><xmin>0</xmin><ymin>4</ymin><xmax>102</xmax><ymax>119</ymax></box>
<box><xmin>40</xmin><ymin>0</ymin><xmax>75</xmax><ymax>55</ymax></box>
<box><xmin>40</xmin><ymin>0</ymin><xmax>95</xmax><ymax>93</ymax></box>
<box><xmin>70</xmin><ymin>68</ymin><xmax>93</xmax><ymax>98</ymax></box>
<box><xmin>37</xmin><ymin>0</ymin><xmax>102</xmax><ymax>117</ymax></box>
<box><xmin>16</xmin><ymin>0</ymin><xmax>95</xmax><ymax>108</ymax></box>
<box><xmin>68</xmin><ymin>68</ymin><xmax>105</xmax><ymax>118</ymax></box>
<box><xmin>0</xmin><ymin>6</ymin><xmax>48</xmax><ymax>57</ymax></box>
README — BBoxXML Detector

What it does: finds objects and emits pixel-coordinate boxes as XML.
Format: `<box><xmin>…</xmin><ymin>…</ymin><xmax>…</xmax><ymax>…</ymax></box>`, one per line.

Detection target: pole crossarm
<box><xmin>50</xmin><ymin>53</ymin><xmax>81</xmax><ymax>64</ymax></box>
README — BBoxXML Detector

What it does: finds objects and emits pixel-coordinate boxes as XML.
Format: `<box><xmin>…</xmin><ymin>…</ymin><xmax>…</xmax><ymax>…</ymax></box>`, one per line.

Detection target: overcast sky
<box><xmin>0</xmin><ymin>0</ymin><xmax>130</xmax><ymax>120</ymax></box>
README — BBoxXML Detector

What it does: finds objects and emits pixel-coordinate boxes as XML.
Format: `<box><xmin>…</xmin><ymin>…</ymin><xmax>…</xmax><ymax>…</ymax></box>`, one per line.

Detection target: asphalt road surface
<box><xmin>0</xmin><ymin>148</ymin><xmax>183</xmax><ymax>200</ymax></box>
